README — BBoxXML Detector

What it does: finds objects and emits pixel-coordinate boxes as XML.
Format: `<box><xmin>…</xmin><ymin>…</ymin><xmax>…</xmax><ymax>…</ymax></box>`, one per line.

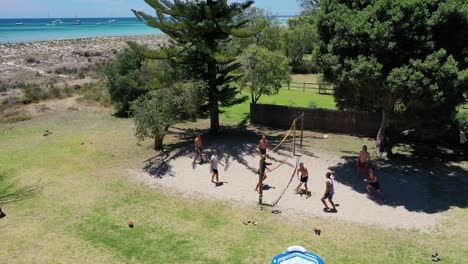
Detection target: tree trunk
<box><xmin>154</xmin><ymin>135</ymin><xmax>164</xmax><ymax>150</ymax></box>
<box><xmin>376</xmin><ymin>110</ymin><xmax>387</xmax><ymax>156</ymax></box>
<box><xmin>208</xmin><ymin>60</ymin><xmax>220</xmax><ymax>133</ymax></box>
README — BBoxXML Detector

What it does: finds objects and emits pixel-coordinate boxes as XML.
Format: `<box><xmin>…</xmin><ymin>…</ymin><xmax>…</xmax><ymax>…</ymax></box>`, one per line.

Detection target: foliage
<box><xmin>102</xmin><ymin>48</ymin><xmax>146</xmax><ymax>117</ymax></box>
<box><xmin>129</xmin><ymin>0</ymin><xmax>263</xmax><ymax>132</ymax></box>
<box><xmin>297</xmin><ymin>0</ymin><xmax>321</xmax><ymax>15</ymax></box>
<box><xmin>239</xmin><ymin>45</ymin><xmax>291</xmax><ymax>103</ymax></box>
<box><xmin>78</xmin><ymin>83</ymin><xmax>112</xmax><ymax>106</ymax></box>
<box><xmin>234</xmin><ymin>7</ymin><xmax>284</xmax><ymax>52</ymax></box>
<box><xmin>131</xmin><ymin>82</ymin><xmax>205</xmax><ymax>149</ymax></box>
<box><xmin>0</xmin><ymin>170</ymin><xmax>40</xmax><ymax>206</ymax></box>
<box><xmin>316</xmin><ymin>0</ymin><xmax>468</xmax><ymax>141</ymax></box>
<box><xmin>284</xmin><ymin>19</ymin><xmax>317</xmax><ymax>72</ymax></box>
<box><xmin>20</xmin><ymin>83</ymin><xmax>75</xmax><ymax>104</ymax></box>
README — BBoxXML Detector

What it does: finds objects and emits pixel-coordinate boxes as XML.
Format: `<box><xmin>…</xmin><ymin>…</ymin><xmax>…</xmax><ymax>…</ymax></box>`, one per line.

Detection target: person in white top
<box><xmin>460</xmin><ymin>128</ymin><xmax>467</xmax><ymax>145</ymax></box>
<box><xmin>210</xmin><ymin>149</ymin><xmax>224</xmax><ymax>186</ymax></box>
<box><xmin>321</xmin><ymin>171</ymin><xmax>337</xmax><ymax>213</ymax></box>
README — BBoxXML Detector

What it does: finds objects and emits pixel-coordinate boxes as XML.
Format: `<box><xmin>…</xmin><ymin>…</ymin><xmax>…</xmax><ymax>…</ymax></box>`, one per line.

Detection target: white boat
<box><xmin>15</xmin><ymin>22</ymin><xmax>24</xmax><ymax>26</ymax></box>
<box><xmin>96</xmin><ymin>20</ymin><xmax>104</xmax><ymax>25</ymax></box>
<box><xmin>107</xmin><ymin>19</ymin><xmax>116</xmax><ymax>23</ymax></box>
<box><xmin>46</xmin><ymin>12</ymin><xmax>56</xmax><ymax>26</ymax></box>
<box><xmin>73</xmin><ymin>12</ymin><xmax>81</xmax><ymax>25</ymax></box>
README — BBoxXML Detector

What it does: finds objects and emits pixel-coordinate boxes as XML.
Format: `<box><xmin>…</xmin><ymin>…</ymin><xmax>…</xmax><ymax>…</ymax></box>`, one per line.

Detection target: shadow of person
<box><xmin>215</xmin><ymin>182</ymin><xmax>228</xmax><ymax>187</ymax></box>
<box><xmin>261</xmin><ymin>184</ymin><xmax>276</xmax><ymax>191</ymax></box>
<box><xmin>0</xmin><ymin>208</ymin><xmax>5</xmax><ymax>219</ymax></box>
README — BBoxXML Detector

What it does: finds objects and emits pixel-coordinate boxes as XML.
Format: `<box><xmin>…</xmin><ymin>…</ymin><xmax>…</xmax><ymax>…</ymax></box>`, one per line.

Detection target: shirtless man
<box><xmin>295</xmin><ymin>162</ymin><xmax>310</xmax><ymax>196</ymax></box>
<box><xmin>210</xmin><ymin>149</ymin><xmax>224</xmax><ymax>186</ymax></box>
<box><xmin>357</xmin><ymin>145</ymin><xmax>371</xmax><ymax>177</ymax></box>
<box><xmin>364</xmin><ymin>168</ymin><xmax>385</xmax><ymax>200</ymax></box>
<box><xmin>259</xmin><ymin>135</ymin><xmax>270</xmax><ymax>155</ymax></box>
<box><xmin>321</xmin><ymin>172</ymin><xmax>337</xmax><ymax>212</ymax></box>
<box><xmin>255</xmin><ymin>157</ymin><xmax>272</xmax><ymax>192</ymax></box>
<box><xmin>193</xmin><ymin>134</ymin><xmax>204</xmax><ymax>164</ymax></box>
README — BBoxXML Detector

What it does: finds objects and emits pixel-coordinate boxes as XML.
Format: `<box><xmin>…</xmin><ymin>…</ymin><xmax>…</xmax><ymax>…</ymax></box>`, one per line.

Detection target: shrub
<box><xmin>49</xmin><ymin>86</ymin><xmax>62</xmax><ymax>99</ymax></box>
<box><xmin>292</xmin><ymin>60</ymin><xmax>320</xmax><ymax>74</ymax></box>
<box><xmin>25</xmin><ymin>57</ymin><xmax>37</xmax><ymax>64</ymax></box>
<box><xmin>21</xmin><ymin>84</ymin><xmax>48</xmax><ymax>103</ymax></box>
<box><xmin>78</xmin><ymin>83</ymin><xmax>111</xmax><ymax>105</ymax></box>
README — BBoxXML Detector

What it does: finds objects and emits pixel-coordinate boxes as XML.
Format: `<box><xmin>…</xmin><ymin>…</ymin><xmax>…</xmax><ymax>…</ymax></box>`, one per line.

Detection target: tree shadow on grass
<box><xmin>329</xmin><ymin>156</ymin><xmax>468</xmax><ymax>214</ymax></box>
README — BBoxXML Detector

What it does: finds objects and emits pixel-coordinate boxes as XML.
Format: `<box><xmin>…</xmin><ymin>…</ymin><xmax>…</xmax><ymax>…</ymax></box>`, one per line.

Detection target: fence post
<box><xmin>303</xmin><ymin>82</ymin><xmax>305</xmax><ymax>92</ymax></box>
<box><xmin>288</xmin><ymin>82</ymin><xmax>290</xmax><ymax>90</ymax></box>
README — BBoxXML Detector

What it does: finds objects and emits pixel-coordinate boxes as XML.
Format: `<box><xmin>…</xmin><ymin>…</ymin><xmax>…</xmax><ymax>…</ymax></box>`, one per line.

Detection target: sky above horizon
<box><xmin>0</xmin><ymin>0</ymin><xmax>301</xmax><ymax>18</ymax></box>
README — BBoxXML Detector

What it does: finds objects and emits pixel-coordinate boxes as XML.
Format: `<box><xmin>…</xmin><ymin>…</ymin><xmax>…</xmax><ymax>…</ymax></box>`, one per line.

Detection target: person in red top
<box><xmin>258</xmin><ymin>135</ymin><xmax>270</xmax><ymax>155</ymax></box>
<box><xmin>357</xmin><ymin>145</ymin><xmax>370</xmax><ymax>177</ymax></box>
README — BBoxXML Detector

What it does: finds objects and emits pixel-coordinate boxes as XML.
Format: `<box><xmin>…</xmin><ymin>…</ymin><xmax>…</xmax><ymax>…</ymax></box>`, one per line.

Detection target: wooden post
<box><xmin>259</xmin><ymin>156</ymin><xmax>265</xmax><ymax>205</ymax></box>
<box><xmin>303</xmin><ymin>82</ymin><xmax>305</xmax><ymax>92</ymax></box>
<box><xmin>300</xmin><ymin>113</ymin><xmax>304</xmax><ymax>149</ymax></box>
<box><xmin>293</xmin><ymin>121</ymin><xmax>296</xmax><ymax>156</ymax></box>
<box><xmin>288</xmin><ymin>82</ymin><xmax>290</xmax><ymax>90</ymax></box>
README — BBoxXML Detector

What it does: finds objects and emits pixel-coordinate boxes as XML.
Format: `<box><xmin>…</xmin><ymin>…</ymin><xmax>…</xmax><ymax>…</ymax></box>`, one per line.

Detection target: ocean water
<box><xmin>0</xmin><ymin>17</ymin><xmax>290</xmax><ymax>44</ymax></box>
<box><xmin>0</xmin><ymin>18</ymin><xmax>161</xmax><ymax>44</ymax></box>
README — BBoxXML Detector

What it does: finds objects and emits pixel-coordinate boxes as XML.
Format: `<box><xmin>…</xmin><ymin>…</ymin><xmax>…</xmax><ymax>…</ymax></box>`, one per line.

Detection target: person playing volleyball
<box><xmin>295</xmin><ymin>162</ymin><xmax>310</xmax><ymax>197</ymax></box>
<box><xmin>321</xmin><ymin>171</ymin><xmax>337</xmax><ymax>213</ymax></box>
<box><xmin>193</xmin><ymin>134</ymin><xmax>204</xmax><ymax>164</ymax></box>
<box><xmin>255</xmin><ymin>157</ymin><xmax>272</xmax><ymax>192</ymax></box>
<box><xmin>364</xmin><ymin>168</ymin><xmax>385</xmax><ymax>200</ymax></box>
<box><xmin>357</xmin><ymin>145</ymin><xmax>370</xmax><ymax>177</ymax></box>
<box><xmin>259</xmin><ymin>135</ymin><xmax>270</xmax><ymax>155</ymax></box>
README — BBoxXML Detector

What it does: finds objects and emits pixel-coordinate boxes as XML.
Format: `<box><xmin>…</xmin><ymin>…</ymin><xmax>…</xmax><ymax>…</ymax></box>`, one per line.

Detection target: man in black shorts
<box><xmin>295</xmin><ymin>162</ymin><xmax>310</xmax><ymax>197</ymax></box>
<box><xmin>259</xmin><ymin>135</ymin><xmax>270</xmax><ymax>155</ymax></box>
<box><xmin>255</xmin><ymin>156</ymin><xmax>272</xmax><ymax>192</ymax></box>
<box><xmin>364</xmin><ymin>167</ymin><xmax>385</xmax><ymax>200</ymax></box>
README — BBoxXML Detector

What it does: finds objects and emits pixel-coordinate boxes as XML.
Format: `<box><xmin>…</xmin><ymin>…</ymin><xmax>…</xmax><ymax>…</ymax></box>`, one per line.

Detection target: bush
<box><xmin>456</xmin><ymin>110</ymin><xmax>468</xmax><ymax>129</ymax></box>
<box><xmin>78</xmin><ymin>83</ymin><xmax>111</xmax><ymax>105</ymax></box>
<box><xmin>49</xmin><ymin>86</ymin><xmax>62</xmax><ymax>99</ymax></box>
<box><xmin>25</xmin><ymin>57</ymin><xmax>37</xmax><ymax>64</ymax></box>
<box><xmin>21</xmin><ymin>84</ymin><xmax>48</xmax><ymax>103</ymax></box>
<box><xmin>292</xmin><ymin>60</ymin><xmax>320</xmax><ymax>74</ymax></box>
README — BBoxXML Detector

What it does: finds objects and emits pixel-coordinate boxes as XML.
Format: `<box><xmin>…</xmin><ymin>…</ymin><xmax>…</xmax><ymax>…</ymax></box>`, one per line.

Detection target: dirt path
<box><xmin>131</xmin><ymin>140</ymin><xmax>444</xmax><ymax>230</ymax></box>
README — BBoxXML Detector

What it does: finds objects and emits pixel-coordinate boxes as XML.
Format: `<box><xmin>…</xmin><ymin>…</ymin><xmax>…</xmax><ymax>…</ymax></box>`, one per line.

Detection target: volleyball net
<box><xmin>258</xmin><ymin>113</ymin><xmax>305</xmax><ymax>206</ymax></box>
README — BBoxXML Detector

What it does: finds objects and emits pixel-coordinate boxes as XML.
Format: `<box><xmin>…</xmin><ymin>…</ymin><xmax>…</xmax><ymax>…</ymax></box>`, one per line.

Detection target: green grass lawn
<box><xmin>221</xmin><ymin>74</ymin><xmax>336</xmax><ymax>123</ymax></box>
<box><xmin>1</xmin><ymin>108</ymin><xmax>467</xmax><ymax>263</ymax></box>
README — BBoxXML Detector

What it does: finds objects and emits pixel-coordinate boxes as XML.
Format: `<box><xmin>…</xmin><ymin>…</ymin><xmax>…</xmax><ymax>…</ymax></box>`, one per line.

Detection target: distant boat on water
<box><xmin>108</xmin><ymin>19</ymin><xmax>116</xmax><ymax>23</ymax></box>
<box><xmin>96</xmin><ymin>20</ymin><xmax>105</xmax><ymax>25</ymax></box>
<box><xmin>73</xmin><ymin>12</ymin><xmax>81</xmax><ymax>25</ymax></box>
<box><xmin>46</xmin><ymin>11</ymin><xmax>56</xmax><ymax>26</ymax></box>
<box><xmin>15</xmin><ymin>22</ymin><xmax>24</xmax><ymax>26</ymax></box>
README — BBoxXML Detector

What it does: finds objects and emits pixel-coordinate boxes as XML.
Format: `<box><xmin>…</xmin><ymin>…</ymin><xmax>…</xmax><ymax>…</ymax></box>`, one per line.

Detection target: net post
<box><xmin>293</xmin><ymin>121</ymin><xmax>296</xmax><ymax>156</ymax></box>
<box><xmin>300</xmin><ymin>112</ymin><xmax>304</xmax><ymax>149</ymax></box>
<box><xmin>259</xmin><ymin>155</ymin><xmax>265</xmax><ymax>205</ymax></box>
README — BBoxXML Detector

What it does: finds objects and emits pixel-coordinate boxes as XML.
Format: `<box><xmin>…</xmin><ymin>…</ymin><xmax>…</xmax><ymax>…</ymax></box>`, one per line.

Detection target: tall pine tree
<box><xmin>129</xmin><ymin>0</ymin><xmax>264</xmax><ymax>132</ymax></box>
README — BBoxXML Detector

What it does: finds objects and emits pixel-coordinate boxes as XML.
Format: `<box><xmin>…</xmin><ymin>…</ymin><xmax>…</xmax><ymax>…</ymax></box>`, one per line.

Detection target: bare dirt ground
<box><xmin>130</xmin><ymin>126</ymin><xmax>467</xmax><ymax>230</ymax></box>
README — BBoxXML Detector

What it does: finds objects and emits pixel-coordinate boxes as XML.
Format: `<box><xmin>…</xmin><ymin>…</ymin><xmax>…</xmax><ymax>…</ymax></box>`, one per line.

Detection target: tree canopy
<box><xmin>316</xmin><ymin>0</ymin><xmax>468</xmax><ymax>142</ymax></box>
<box><xmin>239</xmin><ymin>45</ymin><xmax>291</xmax><ymax>104</ymax></box>
<box><xmin>129</xmin><ymin>0</ymin><xmax>263</xmax><ymax>132</ymax></box>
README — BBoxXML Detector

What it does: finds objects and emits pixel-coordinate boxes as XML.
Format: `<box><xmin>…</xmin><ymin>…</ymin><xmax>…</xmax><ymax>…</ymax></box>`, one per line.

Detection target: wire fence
<box><xmin>286</xmin><ymin>81</ymin><xmax>334</xmax><ymax>94</ymax></box>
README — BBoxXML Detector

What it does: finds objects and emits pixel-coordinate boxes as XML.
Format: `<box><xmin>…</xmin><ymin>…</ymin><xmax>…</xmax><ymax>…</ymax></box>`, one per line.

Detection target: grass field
<box><xmin>1</xmin><ymin>107</ymin><xmax>467</xmax><ymax>263</ymax></box>
<box><xmin>221</xmin><ymin>74</ymin><xmax>336</xmax><ymax>123</ymax></box>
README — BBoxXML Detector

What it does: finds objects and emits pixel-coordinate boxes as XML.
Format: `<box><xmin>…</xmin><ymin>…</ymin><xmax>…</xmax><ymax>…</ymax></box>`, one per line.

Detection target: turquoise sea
<box><xmin>0</xmin><ymin>17</ymin><xmax>290</xmax><ymax>44</ymax></box>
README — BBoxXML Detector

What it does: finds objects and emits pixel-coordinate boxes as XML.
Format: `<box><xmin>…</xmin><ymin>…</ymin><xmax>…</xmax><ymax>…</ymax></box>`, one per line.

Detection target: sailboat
<box><xmin>73</xmin><ymin>12</ymin><xmax>81</xmax><ymax>25</ymax></box>
<box><xmin>46</xmin><ymin>12</ymin><xmax>56</xmax><ymax>26</ymax></box>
